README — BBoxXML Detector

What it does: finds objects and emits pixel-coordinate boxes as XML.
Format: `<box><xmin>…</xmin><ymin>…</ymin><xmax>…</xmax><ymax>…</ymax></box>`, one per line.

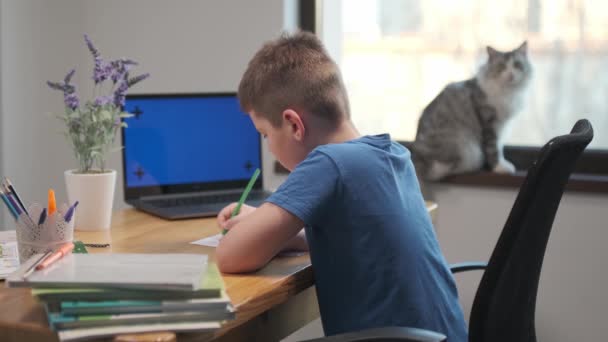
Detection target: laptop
<box><xmin>121</xmin><ymin>93</ymin><xmax>272</xmax><ymax>220</ymax></box>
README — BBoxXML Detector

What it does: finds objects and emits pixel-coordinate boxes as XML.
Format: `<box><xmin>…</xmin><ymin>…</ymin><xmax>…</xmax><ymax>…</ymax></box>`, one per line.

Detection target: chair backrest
<box><xmin>468</xmin><ymin>119</ymin><xmax>594</xmax><ymax>342</ymax></box>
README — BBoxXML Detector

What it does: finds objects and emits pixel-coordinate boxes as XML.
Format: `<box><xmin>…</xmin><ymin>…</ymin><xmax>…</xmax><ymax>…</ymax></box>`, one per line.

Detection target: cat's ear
<box><xmin>516</xmin><ymin>41</ymin><xmax>528</xmax><ymax>55</ymax></box>
<box><xmin>486</xmin><ymin>46</ymin><xmax>500</xmax><ymax>60</ymax></box>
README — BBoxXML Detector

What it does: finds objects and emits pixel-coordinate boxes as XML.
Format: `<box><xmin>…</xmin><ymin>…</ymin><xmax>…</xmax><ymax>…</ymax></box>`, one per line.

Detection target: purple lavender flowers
<box><xmin>112</xmin><ymin>72</ymin><xmax>150</xmax><ymax>107</ymax></box>
<box><xmin>46</xmin><ymin>34</ymin><xmax>149</xmax><ymax>173</ymax></box>
<box><xmin>93</xmin><ymin>95</ymin><xmax>113</xmax><ymax>107</ymax></box>
<box><xmin>48</xmin><ymin>34</ymin><xmax>149</xmax><ymax>112</ymax></box>
<box><xmin>85</xmin><ymin>34</ymin><xmax>111</xmax><ymax>84</ymax></box>
<box><xmin>110</xmin><ymin>58</ymin><xmax>138</xmax><ymax>84</ymax></box>
<box><xmin>84</xmin><ymin>34</ymin><xmax>100</xmax><ymax>58</ymax></box>
<box><xmin>47</xmin><ymin>68</ymin><xmax>79</xmax><ymax>110</ymax></box>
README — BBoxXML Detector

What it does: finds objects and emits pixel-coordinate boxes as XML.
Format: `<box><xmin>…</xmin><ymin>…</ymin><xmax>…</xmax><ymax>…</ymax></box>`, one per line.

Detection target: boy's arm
<box><xmin>216</xmin><ymin>202</ymin><xmax>305</xmax><ymax>273</ymax></box>
<box><xmin>283</xmin><ymin>229</ymin><xmax>308</xmax><ymax>252</ymax></box>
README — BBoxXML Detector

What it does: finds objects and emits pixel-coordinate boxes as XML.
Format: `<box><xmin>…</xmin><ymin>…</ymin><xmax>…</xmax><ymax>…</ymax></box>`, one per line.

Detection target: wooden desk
<box><xmin>0</xmin><ymin>202</ymin><xmax>437</xmax><ymax>342</ymax></box>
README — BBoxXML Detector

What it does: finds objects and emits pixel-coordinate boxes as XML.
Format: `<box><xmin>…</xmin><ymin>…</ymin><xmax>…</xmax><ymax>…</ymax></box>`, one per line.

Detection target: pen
<box><xmin>64</xmin><ymin>201</ymin><xmax>79</xmax><ymax>222</ymax></box>
<box><xmin>5</xmin><ymin>193</ymin><xmax>22</xmax><ymax>217</ymax></box>
<box><xmin>35</xmin><ymin>242</ymin><xmax>74</xmax><ymax>270</ymax></box>
<box><xmin>0</xmin><ymin>181</ymin><xmax>10</xmax><ymax>197</ymax></box>
<box><xmin>0</xmin><ymin>190</ymin><xmax>18</xmax><ymax>219</ymax></box>
<box><xmin>222</xmin><ymin>168</ymin><xmax>260</xmax><ymax>235</ymax></box>
<box><xmin>2</xmin><ymin>177</ymin><xmax>28</xmax><ymax>216</ymax></box>
<box><xmin>22</xmin><ymin>250</ymin><xmax>54</xmax><ymax>279</ymax></box>
<box><xmin>48</xmin><ymin>189</ymin><xmax>56</xmax><ymax>216</ymax></box>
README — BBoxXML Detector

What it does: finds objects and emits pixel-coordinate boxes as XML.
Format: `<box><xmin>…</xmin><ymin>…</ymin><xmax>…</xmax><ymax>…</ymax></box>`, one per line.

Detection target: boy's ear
<box><xmin>282</xmin><ymin>109</ymin><xmax>305</xmax><ymax>141</ymax></box>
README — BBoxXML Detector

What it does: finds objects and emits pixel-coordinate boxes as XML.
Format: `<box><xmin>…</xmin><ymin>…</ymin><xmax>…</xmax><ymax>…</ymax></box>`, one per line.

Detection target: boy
<box><xmin>216</xmin><ymin>32</ymin><xmax>468</xmax><ymax>341</ymax></box>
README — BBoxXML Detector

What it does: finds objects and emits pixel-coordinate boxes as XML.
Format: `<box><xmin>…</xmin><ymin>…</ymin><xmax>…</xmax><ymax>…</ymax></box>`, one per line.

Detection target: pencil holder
<box><xmin>15</xmin><ymin>203</ymin><xmax>75</xmax><ymax>263</ymax></box>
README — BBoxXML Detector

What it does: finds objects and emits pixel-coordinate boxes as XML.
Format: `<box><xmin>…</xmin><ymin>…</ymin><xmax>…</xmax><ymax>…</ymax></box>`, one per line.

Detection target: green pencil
<box><xmin>222</xmin><ymin>168</ymin><xmax>261</xmax><ymax>235</ymax></box>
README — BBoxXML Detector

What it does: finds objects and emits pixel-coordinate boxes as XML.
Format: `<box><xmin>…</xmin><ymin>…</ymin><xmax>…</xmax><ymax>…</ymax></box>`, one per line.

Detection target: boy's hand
<box><xmin>217</xmin><ymin>202</ymin><xmax>256</xmax><ymax>232</ymax></box>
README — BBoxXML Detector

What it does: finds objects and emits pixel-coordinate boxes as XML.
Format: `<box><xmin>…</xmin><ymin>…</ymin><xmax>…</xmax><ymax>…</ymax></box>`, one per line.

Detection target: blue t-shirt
<box><xmin>266</xmin><ymin>134</ymin><xmax>467</xmax><ymax>341</ymax></box>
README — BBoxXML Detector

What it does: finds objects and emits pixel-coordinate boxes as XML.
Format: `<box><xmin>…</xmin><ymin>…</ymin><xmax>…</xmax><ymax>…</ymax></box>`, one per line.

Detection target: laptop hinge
<box><xmin>139</xmin><ymin>188</ymin><xmax>248</xmax><ymax>201</ymax></box>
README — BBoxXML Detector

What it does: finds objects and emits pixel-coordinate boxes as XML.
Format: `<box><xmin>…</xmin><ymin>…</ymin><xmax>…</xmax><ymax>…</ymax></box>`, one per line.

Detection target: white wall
<box><xmin>1</xmin><ymin>1</ymin><xmax>86</xmax><ymax>228</ymax></box>
<box><xmin>0</xmin><ymin>0</ymin><xmax>294</xmax><ymax>227</ymax></box>
<box><xmin>433</xmin><ymin>185</ymin><xmax>608</xmax><ymax>341</ymax></box>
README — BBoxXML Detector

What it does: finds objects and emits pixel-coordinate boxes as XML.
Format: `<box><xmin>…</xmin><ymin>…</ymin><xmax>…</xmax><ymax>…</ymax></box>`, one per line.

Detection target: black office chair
<box><xmin>304</xmin><ymin>119</ymin><xmax>594</xmax><ymax>342</ymax></box>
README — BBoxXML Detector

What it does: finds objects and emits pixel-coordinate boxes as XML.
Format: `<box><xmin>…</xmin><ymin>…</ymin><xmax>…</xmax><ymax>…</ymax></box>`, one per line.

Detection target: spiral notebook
<box><xmin>7</xmin><ymin>253</ymin><xmax>208</xmax><ymax>291</ymax></box>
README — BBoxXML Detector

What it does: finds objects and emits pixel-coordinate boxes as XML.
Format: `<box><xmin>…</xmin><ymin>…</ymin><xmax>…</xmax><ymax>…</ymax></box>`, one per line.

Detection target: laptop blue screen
<box><xmin>122</xmin><ymin>94</ymin><xmax>261</xmax><ymax>188</ymax></box>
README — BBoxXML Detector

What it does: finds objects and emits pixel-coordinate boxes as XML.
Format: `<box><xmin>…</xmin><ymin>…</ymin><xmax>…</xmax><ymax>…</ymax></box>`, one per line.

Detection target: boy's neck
<box><xmin>312</xmin><ymin>120</ymin><xmax>361</xmax><ymax>147</ymax></box>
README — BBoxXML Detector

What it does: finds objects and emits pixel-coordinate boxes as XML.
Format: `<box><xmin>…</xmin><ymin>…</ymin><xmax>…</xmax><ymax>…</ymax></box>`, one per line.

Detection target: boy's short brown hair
<box><xmin>238</xmin><ymin>31</ymin><xmax>350</xmax><ymax>127</ymax></box>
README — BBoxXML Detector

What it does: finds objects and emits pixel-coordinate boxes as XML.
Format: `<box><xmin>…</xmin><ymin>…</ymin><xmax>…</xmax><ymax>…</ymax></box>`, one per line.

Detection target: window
<box><xmin>320</xmin><ymin>0</ymin><xmax>608</xmax><ymax>149</ymax></box>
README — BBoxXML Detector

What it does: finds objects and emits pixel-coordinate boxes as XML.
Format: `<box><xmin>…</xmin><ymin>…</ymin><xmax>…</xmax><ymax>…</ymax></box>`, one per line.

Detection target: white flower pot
<box><xmin>64</xmin><ymin>169</ymin><xmax>116</xmax><ymax>231</ymax></box>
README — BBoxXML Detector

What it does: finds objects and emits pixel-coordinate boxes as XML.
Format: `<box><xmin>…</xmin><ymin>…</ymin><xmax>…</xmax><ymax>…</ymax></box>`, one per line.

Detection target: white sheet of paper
<box><xmin>0</xmin><ymin>230</ymin><xmax>17</xmax><ymax>242</ymax></box>
<box><xmin>190</xmin><ymin>234</ymin><xmax>222</xmax><ymax>248</ymax></box>
<box><xmin>0</xmin><ymin>230</ymin><xmax>19</xmax><ymax>279</ymax></box>
<box><xmin>190</xmin><ymin>234</ymin><xmax>306</xmax><ymax>257</ymax></box>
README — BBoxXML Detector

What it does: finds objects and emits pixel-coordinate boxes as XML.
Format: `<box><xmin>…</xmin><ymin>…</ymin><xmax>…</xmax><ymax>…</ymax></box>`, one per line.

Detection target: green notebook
<box><xmin>33</xmin><ymin>263</ymin><xmax>225</xmax><ymax>304</ymax></box>
<box><xmin>48</xmin><ymin>304</ymin><xmax>235</xmax><ymax>330</ymax></box>
<box><xmin>56</xmin><ymin>296</ymin><xmax>230</xmax><ymax>315</ymax></box>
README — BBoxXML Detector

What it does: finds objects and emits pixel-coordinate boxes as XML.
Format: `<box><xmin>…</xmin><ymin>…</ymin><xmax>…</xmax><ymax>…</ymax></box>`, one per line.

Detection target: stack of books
<box><xmin>7</xmin><ymin>253</ymin><xmax>233</xmax><ymax>341</ymax></box>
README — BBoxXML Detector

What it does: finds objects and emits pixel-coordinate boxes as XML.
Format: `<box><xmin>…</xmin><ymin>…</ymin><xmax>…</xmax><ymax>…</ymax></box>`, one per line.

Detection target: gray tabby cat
<box><xmin>411</xmin><ymin>42</ymin><xmax>532</xmax><ymax>181</ymax></box>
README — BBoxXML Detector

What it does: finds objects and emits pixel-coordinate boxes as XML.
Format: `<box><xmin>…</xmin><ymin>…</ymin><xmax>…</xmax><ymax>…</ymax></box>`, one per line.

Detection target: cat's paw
<box><xmin>493</xmin><ymin>159</ymin><xmax>516</xmax><ymax>174</ymax></box>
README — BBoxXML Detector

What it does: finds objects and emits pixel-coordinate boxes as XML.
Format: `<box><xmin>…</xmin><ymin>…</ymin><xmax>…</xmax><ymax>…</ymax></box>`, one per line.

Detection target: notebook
<box><xmin>32</xmin><ymin>262</ymin><xmax>225</xmax><ymax>304</ymax></box>
<box><xmin>49</xmin><ymin>308</ymin><xmax>234</xmax><ymax>330</ymax></box>
<box><xmin>7</xmin><ymin>253</ymin><xmax>208</xmax><ymax>291</ymax></box>
<box><xmin>122</xmin><ymin>93</ymin><xmax>272</xmax><ymax>220</ymax></box>
<box><xmin>57</xmin><ymin>321</ymin><xmax>221</xmax><ymax>341</ymax></box>
<box><xmin>57</xmin><ymin>296</ymin><xmax>231</xmax><ymax>316</ymax></box>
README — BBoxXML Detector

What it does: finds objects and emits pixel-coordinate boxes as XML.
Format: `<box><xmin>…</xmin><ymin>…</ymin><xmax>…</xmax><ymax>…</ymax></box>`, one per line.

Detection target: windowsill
<box><xmin>440</xmin><ymin>171</ymin><xmax>608</xmax><ymax>194</ymax></box>
<box><xmin>273</xmin><ymin>161</ymin><xmax>608</xmax><ymax>194</ymax></box>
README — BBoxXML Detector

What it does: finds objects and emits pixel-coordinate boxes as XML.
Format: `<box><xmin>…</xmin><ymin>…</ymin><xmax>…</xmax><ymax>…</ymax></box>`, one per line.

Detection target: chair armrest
<box><xmin>450</xmin><ymin>262</ymin><xmax>487</xmax><ymax>273</ymax></box>
<box><xmin>300</xmin><ymin>326</ymin><xmax>446</xmax><ymax>342</ymax></box>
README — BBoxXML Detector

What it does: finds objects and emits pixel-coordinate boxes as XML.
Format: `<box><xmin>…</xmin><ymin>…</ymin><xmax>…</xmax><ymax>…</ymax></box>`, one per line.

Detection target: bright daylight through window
<box><xmin>334</xmin><ymin>0</ymin><xmax>607</xmax><ymax>149</ymax></box>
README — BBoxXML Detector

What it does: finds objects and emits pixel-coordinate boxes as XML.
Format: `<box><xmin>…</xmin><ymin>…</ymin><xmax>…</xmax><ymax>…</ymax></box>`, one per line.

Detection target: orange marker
<box><xmin>48</xmin><ymin>189</ymin><xmax>56</xmax><ymax>216</ymax></box>
<box><xmin>36</xmin><ymin>242</ymin><xmax>74</xmax><ymax>270</ymax></box>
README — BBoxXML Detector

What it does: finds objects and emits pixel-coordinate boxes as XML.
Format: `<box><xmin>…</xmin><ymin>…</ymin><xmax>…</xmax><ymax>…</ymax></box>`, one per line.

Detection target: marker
<box><xmin>35</xmin><ymin>242</ymin><xmax>74</xmax><ymax>271</ymax></box>
<box><xmin>64</xmin><ymin>201</ymin><xmax>79</xmax><ymax>222</ymax></box>
<box><xmin>222</xmin><ymin>168</ymin><xmax>260</xmax><ymax>235</ymax></box>
<box><xmin>48</xmin><ymin>189</ymin><xmax>56</xmax><ymax>216</ymax></box>
<box><xmin>38</xmin><ymin>208</ymin><xmax>47</xmax><ymax>226</ymax></box>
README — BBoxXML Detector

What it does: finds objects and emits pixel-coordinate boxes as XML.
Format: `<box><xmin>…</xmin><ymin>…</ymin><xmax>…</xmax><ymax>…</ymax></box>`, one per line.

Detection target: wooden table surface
<box><xmin>0</xmin><ymin>202</ymin><xmax>437</xmax><ymax>341</ymax></box>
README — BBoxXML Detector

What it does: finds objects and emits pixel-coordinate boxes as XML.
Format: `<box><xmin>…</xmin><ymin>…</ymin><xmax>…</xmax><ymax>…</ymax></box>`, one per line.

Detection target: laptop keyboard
<box><xmin>145</xmin><ymin>192</ymin><xmax>264</xmax><ymax>208</ymax></box>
